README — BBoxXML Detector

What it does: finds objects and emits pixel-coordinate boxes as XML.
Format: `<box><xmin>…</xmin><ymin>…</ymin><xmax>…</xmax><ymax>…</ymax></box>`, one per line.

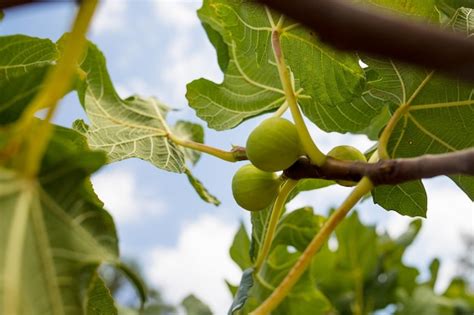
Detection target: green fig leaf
<box><xmin>173</xmin><ymin>120</ymin><xmax>205</xmax><ymax>165</ymax></box>
<box><xmin>372</xmin><ymin>181</ymin><xmax>427</xmax><ymax>217</ymax></box>
<box><xmin>86</xmin><ymin>272</ymin><xmax>118</xmax><ymax>315</ymax></box>
<box><xmin>0</xmin><ymin>35</ymin><xmax>58</xmax><ymax>81</ymax></box>
<box><xmin>181</xmin><ymin>294</ymin><xmax>213</xmax><ymax>315</ymax></box>
<box><xmin>188</xmin><ymin>0</ymin><xmax>373</xmax><ymax>133</ymax></box>
<box><xmin>76</xmin><ymin>42</ymin><xmax>186</xmax><ymax>173</ymax></box>
<box><xmin>229</xmin><ymin>222</ymin><xmax>252</xmax><ymax>270</ymax></box>
<box><xmin>0</xmin><ymin>124</ymin><xmax>119</xmax><ymax>314</ymax></box>
<box><xmin>184</xmin><ymin>168</ymin><xmax>221</xmax><ymax>206</ymax></box>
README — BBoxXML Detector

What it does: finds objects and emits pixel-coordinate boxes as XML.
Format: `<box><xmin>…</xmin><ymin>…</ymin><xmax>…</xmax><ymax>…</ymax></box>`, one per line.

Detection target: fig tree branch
<box><xmin>257</xmin><ymin>0</ymin><xmax>474</xmax><ymax>82</ymax></box>
<box><xmin>284</xmin><ymin>148</ymin><xmax>474</xmax><ymax>186</ymax></box>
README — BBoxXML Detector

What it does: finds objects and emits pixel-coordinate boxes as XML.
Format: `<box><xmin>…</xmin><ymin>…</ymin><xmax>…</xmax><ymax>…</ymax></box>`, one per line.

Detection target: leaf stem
<box><xmin>254</xmin><ymin>179</ymin><xmax>298</xmax><ymax>271</ymax></box>
<box><xmin>168</xmin><ymin>133</ymin><xmax>245</xmax><ymax>162</ymax></box>
<box><xmin>250</xmin><ymin>177</ymin><xmax>373</xmax><ymax>315</ymax></box>
<box><xmin>271</xmin><ymin>29</ymin><xmax>326</xmax><ymax>166</ymax></box>
<box><xmin>17</xmin><ymin>0</ymin><xmax>98</xmax><ymax>176</ymax></box>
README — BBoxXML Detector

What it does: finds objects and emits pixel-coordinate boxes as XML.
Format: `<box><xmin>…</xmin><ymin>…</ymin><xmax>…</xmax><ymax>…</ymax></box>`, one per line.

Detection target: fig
<box><xmin>327</xmin><ymin>145</ymin><xmax>367</xmax><ymax>186</ymax></box>
<box><xmin>246</xmin><ymin>117</ymin><xmax>302</xmax><ymax>172</ymax></box>
<box><xmin>232</xmin><ymin>164</ymin><xmax>280</xmax><ymax>211</ymax></box>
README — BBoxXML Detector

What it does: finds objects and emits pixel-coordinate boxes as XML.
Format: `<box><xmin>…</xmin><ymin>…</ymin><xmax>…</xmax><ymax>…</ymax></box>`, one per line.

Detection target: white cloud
<box><xmin>146</xmin><ymin>214</ymin><xmax>241</xmax><ymax>314</ymax></box>
<box><xmin>91</xmin><ymin>0</ymin><xmax>127</xmax><ymax>35</ymax></box>
<box><xmin>153</xmin><ymin>0</ymin><xmax>201</xmax><ymax>30</ymax></box>
<box><xmin>92</xmin><ymin>168</ymin><xmax>165</xmax><ymax>224</ymax></box>
<box><xmin>150</xmin><ymin>0</ymin><xmax>223</xmax><ymax>110</ymax></box>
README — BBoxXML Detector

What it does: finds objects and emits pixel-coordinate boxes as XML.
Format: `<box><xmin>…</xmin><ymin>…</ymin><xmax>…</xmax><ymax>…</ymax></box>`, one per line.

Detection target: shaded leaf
<box><xmin>443</xmin><ymin>277</ymin><xmax>474</xmax><ymax>309</ymax></box>
<box><xmin>0</xmin><ymin>35</ymin><xmax>58</xmax><ymax>81</ymax></box>
<box><xmin>86</xmin><ymin>273</ymin><xmax>118</xmax><ymax>315</ymax></box>
<box><xmin>427</xmin><ymin>258</ymin><xmax>440</xmax><ymax>288</ymax></box>
<box><xmin>0</xmin><ymin>124</ymin><xmax>119</xmax><ymax>314</ymax></box>
<box><xmin>181</xmin><ymin>294</ymin><xmax>213</xmax><ymax>315</ymax></box>
<box><xmin>372</xmin><ymin>181</ymin><xmax>427</xmax><ymax>217</ymax></box>
<box><xmin>0</xmin><ymin>66</ymin><xmax>49</xmax><ymax>124</ymax></box>
<box><xmin>246</xmin><ymin>208</ymin><xmax>332</xmax><ymax>314</ymax></box>
<box><xmin>271</xmin><ymin>207</ymin><xmax>325</xmax><ymax>252</ymax></box>
<box><xmin>396</xmin><ymin>286</ymin><xmax>441</xmax><ymax>315</ymax></box>
<box><xmin>251</xmin><ymin>246</ymin><xmax>333</xmax><ymax>314</ymax></box>
<box><xmin>356</xmin><ymin>0</ymin><xmax>437</xmax><ymax>18</ymax></box>
<box><xmin>229</xmin><ymin>222</ymin><xmax>252</xmax><ymax>270</ymax></box>
<box><xmin>449</xmin><ymin>175</ymin><xmax>474</xmax><ymax>200</ymax></box>
<box><xmin>184</xmin><ymin>168</ymin><xmax>221</xmax><ymax>206</ymax></box>
<box><xmin>228</xmin><ymin>268</ymin><xmax>254</xmax><ymax>315</ymax></box>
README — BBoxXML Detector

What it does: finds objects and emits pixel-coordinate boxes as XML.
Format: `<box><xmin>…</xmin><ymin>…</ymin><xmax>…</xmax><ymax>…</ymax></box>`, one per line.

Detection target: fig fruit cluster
<box><xmin>231</xmin><ymin>117</ymin><xmax>303</xmax><ymax>211</ymax></box>
<box><xmin>327</xmin><ymin>145</ymin><xmax>367</xmax><ymax>186</ymax></box>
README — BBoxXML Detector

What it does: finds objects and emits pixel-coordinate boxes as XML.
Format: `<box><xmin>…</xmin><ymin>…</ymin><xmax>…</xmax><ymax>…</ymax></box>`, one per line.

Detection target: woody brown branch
<box><xmin>257</xmin><ymin>0</ymin><xmax>474</xmax><ymax>82</ymax></box>
<box><xmin>283</xmin><ymin>149</ymin><xmax>474</xmax><ymax>186</ymax></box>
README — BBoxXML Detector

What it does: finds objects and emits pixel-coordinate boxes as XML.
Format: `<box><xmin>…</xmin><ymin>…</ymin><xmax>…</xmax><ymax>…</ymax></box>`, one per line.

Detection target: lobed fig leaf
<box><xmin>246</xmin><ymin>117</ymin><xmax>302</xmax><ymax>172</ymax></box>
<box><xmin>232</xmin><ymin>164</ymin><xmax>280</xmax><ymax>211</ymax></box>
<box><xmin>327</xmin><ymin>145</ymin><xmax>367</xmax><ymax>187</ymax></box>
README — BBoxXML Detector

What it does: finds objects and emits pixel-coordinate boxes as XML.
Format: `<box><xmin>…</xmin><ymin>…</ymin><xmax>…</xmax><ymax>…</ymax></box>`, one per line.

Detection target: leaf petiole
<box><xmin>271</xmin><ymin>29</ymin><xmax>326</xmax><ymax>166</ymax></box>
<box><xmin>168</xmin><ymin>133</ymin><xmax>246</xmax><ymax>162</ymax></box>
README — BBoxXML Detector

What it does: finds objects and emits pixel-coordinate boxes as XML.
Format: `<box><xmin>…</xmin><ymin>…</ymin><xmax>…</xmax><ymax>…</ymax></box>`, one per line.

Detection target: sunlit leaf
<box><xmin>76</xmin><ymin>43</ymin><xmax>185</xmax><ymax>173</ymax></box>
<box><xmin>188</xmin><ymin>0</ymin><xmax>370</xmax><ymax>133</ymax></box>
<box><xmin>173</xmin><ymin>120</ymin><xmax>204</xmax><ymax>165</ymax></box>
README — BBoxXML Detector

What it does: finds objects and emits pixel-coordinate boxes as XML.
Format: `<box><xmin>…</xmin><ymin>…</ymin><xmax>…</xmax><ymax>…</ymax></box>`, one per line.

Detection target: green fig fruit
<box><xmin>246</xmin><ymin>117</ymin><xmax>302</xmax><ymax>172</ymax></box>
<box><xmin>232</xmin><ymin>164</ymin><xmax>280</xmax><ymax>211</ymax></box>
<box><xmin>327</xmin><ymin>145</ymin><xmax>367</xmax><ymax>187</ymax></box>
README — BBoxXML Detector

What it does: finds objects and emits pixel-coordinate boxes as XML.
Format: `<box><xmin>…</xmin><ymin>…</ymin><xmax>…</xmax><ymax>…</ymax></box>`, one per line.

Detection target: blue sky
<box><xmin>1</xmin><ymin>1</ymin><xmax>473</xmax><ymax>313</ymax></box>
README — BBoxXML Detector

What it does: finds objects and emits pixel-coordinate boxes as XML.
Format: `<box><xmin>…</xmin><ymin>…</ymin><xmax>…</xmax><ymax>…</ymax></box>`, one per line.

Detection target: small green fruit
<box><xmin>327</xmin><ymin>145</ymin><xmax>367</xmax><ymax>187</ymax></box>
<box><xmin>246</xmin><ymin>117</ymin><xmax>302</xmax><ymax>172</ymax></box>
<box><xmin>232</xmin><ymin>164</ymin><xmax>280</xmax><ymax>211</ymax></box>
